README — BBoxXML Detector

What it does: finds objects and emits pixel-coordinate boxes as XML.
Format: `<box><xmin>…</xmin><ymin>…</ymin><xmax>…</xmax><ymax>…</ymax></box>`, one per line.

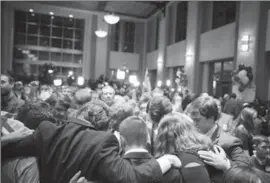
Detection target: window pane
<box><xmin>74</xmin><ymin>41</ymin><xmax>82</xmax><ymax>50</ymax></box>
<box><xmin>74</xmin><ymin>54</ymin><xmax>83</xmax><ymax>64</ymax></box>
<box><xmin>14</xmin><ymin>48</ymin><xmax>24</xmax><ymax>59</ymax></box>
<box><xmin>62</xmin><ymin>67</ymin><xmax>73</xmax><ymax>75</ymax></box>
<box><xmin>13</xmin><ymin>63</ymin><xmax>24</xmax><ymax>74</ymax></box>
<box><xmin>15</xmin><ymin>11</ymin><xmax>27</xmax><ymax>23</ymax></box>
<box><xmin>38</xmin><ymin>51</ymin><xmax>49</xmax><ymax>60</ymax></box>
<box><xmin>40</xmin><ymin>25</ymin><xmax>51</xmax><ymax>36</ymax></box>
<box><xmin>62</xmin><ymin>53</ymin><xmax>73</xmax><ymax>62</ymax></box>
<box><xmin>15</xmin><ymin>23</ymin><xmax>26</xmax><ymax>33</ymax></box>
<box><xmin>75</xmin><ymin>19</ymin><xmax>84</xmax><ymax>29</ymax></box>
<box><xmin>51</xmin><ymin>52</ymin><xmax>62</xmax><ymax>61</ymax></box>
<box><xmin>52</xmin><ymin>27</ymin><xmax>63</xmax><ymax>38</ymax></box>
<box><xmin>52</xmin><ymin>16</ymin><xmax>63</xmax><ymax>26</ymax></box>
<box><xmin>28</xmin><ymin>24</ymin><xmax>38</xmax><ymax>35</ymax></box>
<box><xmin>28</xmin><ymin>13</ymin><xmax>39</xmax><ymax>24</ymax></box>
<box><xmin>74</xmin><ymin>68</ymin><xmax>82</xmax><ymax>76</ymax></box>
<box><xmin>63</xmin><ymin>17</ymin><xmax>75</xmax><ymax>28</ymax></box>
<box><xmin>123</xmin><ymin>43</ymin><xmax>134</xmax><ymax>53</ymax></box>
<box><xmin>14</xmin><ymin>34</ymin><xmax>26</xmax><ymax>45</ymax></box>
<box><xmin>63</xmin><ymin>40</ymin><xmax>73</xmax><ymax>49</ymax></box>
<box><xmin>52</xmin><ymin>38</ymin><xmax>62</xmax><ymax>48</ymax></box>
<box><xmin>39</xmin><ymin>36</ymin><xmax>50</xmax><ymax>47</ymax></box>
<box><xmin>63</xmin><ymin>28</ymin><xmax>74</xmax><ymax>38</ymax></box>
<box><xmin>27</xmin><ymin>36</ymin><xmax>38</xmax><ymax>45</ymax></box>
<box><xmin>111</xmin><ymin>41</ymin><xmax>119</xmax><ymax>51</ymax></box>
<box><xmin>40</xmin><ymin>14</ymin><xmax>51</xmax><ymax>25</ymax></box>
<box><xmin>75</xmin><ymin>30</ymin><xmax>83</xmax><ymax>40</ymax></box>
<box><xmin>28</xmin><ymin>50</ymin><xmax>38</xmax><ymax>61</ymax></box>
<box><xmin>30</xmin><ymin>65</ymin><xmax>37</xmax><ymax>73</ymax></box>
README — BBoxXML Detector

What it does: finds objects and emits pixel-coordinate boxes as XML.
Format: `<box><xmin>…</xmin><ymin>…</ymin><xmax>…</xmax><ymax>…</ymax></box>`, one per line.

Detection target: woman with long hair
<box><xmin>233</xmin><ymin>107</ymin><xmax>257</xmax><ymax>155</ymax></box>
<box><xmin>155</xmin><ymin>112</ymin><xmax>212</xmax><ymax>183</ymax></box>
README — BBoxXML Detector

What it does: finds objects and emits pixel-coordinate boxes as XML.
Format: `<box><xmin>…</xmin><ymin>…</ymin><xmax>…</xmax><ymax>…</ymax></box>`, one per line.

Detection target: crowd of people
<box><xmin>1</xmin><ymin>72</ymin><xmax>270</xmax><ymax>183</ymax></box>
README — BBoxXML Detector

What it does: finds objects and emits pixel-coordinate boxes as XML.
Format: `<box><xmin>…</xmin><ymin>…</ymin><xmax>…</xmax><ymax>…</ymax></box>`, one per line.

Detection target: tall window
<box><xmin>123</xmin><ymin>21</ymin><xmax>135</xmax><ymax>53</ymax></box>
<box><xmin>111</xmin><ymin>22</ymin><xmax>120</xmax><ymax>51</ymax></box>
<box><xmin>209</xmin><ymin>60</ymin><xmax>233</xmax><ymax>97</ymax></box>
<box><xmin>175</xmin><ymin>2</ymin><xmax>188</xmax><ymax>43</ymax></box>
<box><xmin>155</xmin><ymin>16</ymin><xmax>160</xmax><ymax>50</ymax></box>
<box><xmin>13</xmin><ymin>10</ymin><xmax>84</xmax><ymax>76</ymax></box>
<box><xmin>110</xmin><ymin>21</ymin><xmax>135</xmax><ymax>53</ymax></box>
<box><xmin>212</xmin><ymin>1</ymin><xmax>237</xmax><ymax>29</ymax></box>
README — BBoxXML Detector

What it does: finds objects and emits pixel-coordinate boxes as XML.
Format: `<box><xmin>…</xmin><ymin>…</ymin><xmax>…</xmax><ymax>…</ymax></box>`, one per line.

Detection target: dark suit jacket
<box><xmin>123</xmin><ymin>151</ymin><xmax>211</xmax><ymax>183</ymax></box>
<box><xmin>208</xmin><ymin>125</ymin><xmax>250</xmax><ymax>183</ymax></box>
<box><xmin>2</xmin><ymin>119</ymin><xmax>162</xmax><ymax>183</ymax></box>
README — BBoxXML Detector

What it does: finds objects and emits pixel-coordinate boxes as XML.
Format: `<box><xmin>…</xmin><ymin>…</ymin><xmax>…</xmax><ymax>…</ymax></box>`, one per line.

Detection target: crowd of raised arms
<box><xmin>1</xmin><ymin>72</ymin><xmax>270</xmax><ymax>183</ymax></box>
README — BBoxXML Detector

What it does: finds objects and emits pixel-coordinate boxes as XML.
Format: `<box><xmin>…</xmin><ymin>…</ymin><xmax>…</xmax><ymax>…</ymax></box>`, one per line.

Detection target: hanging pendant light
<box><xmin>104</xmin><ymin>13</ymin><xmax>120</xmax><ymax>25</ymax></box>
<box><xmin>95</xmin><ymin>29</ymin><xmax>108</xmax><ymax>38</ymax></box>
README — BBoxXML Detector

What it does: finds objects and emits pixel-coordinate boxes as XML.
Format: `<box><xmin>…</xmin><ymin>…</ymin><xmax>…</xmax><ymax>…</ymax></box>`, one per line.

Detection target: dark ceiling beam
<box><xmin>98</xmin><ymin>1</ymin><xmax>108</xmax><ymax>11</ymax></box>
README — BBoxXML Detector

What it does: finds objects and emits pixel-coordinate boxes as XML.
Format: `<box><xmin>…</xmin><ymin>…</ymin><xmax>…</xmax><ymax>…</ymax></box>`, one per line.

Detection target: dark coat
<box><xmin>208</xmin><ymin>125</ymin><xmax>250</xmax><ymax>183</ymax></box>
<box><xmin>2</xmin><ymin>119</ymin><xmax>162</xmax><ymax>183</ymax></box>
<box><xmin>124</xmin><ymin>151</ymin><xmax>211</xmax><ymax>183</ymax></box>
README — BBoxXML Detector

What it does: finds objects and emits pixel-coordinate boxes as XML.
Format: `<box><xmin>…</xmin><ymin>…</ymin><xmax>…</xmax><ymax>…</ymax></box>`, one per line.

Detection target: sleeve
<box><xmin>1</xmin><ymin>132</ymin><xmax>38</xmax><ymax>159</ymax></box>
<box><xmin>93</xmin><ymin>134</ymin><xmax>163</xmax><ymax>183</ymax></box>
<box><xmin>227</xmin><ymin>138</ymin><xmax>250</xmax><ymax>166</ymax></box>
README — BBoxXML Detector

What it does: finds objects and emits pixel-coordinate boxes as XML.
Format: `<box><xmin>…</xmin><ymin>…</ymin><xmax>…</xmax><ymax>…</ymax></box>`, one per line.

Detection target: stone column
<box><xmin>234</xmin><ymin>2</ymin><xmax>269</xmax><ymax>101</ymax></box>
<box><xmin>82</xmin><ymin>15</ymin><xmax>94</xmax><ymax>80</ymax></box>
<box><xmin>94</xmin><ymin>15</ymin><xmax>109</xmax><ymax>79</ymax></box>
<box><xmin>156</xmin><ymin>15</ymin><xmax>167</xmax><ymax>84</ymax></box>
<box><xmin>185</xmin><ymin>2</ymin><xmax>202</xmax><ymax>94</ymax></box>
<box><xmin>1</xmin><ymin>2</ymin><xmax>14</xmax><ymax>73</ymax></box>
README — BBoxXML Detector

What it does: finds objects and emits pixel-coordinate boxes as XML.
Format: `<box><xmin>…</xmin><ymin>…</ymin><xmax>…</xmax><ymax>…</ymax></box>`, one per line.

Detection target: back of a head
<box><xmin>222</xmin><ymin>166</ymin><xmax>262</xmax><ymax>183</ymax></box>
<box><xmin>76</xmin><ymin>99</ymin><xmax>111</xmax><ymax>131</ymax></box>
<box><xmin>16</xmin><ymin>101</ymin><xmax>56</xmax><ymax>129</ymax></box>
<box><xmin>74</xmin><ymin>88</ymin><xmax>92</xmax><ymax>106</ymax></box>
<box><xmin>155</xmin><ymin>113</ymin><xmax>212</xmax><ymax>156</ymax></box>
<box><xmin>119</xmin><ymin>116</ymin><xmax>149</xmax><ymax>148</ymax></box>
<box><xmin>239</xmin><ymin>107</ymin><xmax>257</xmax><ymax>132</ymax></box>
<box><xmin>231</xmin><ymin>93</ymin><xmax>237</xmax><ymax>99</ymax></box>
<box><xmin>185</xmin><ymin>95</ymin><xmax>219</xmax><ymax>121</ymax></box>
<box><xmin>110</xmin><ymin>102</ymin><xmax>134</xmax><ymax>132</ymax></box>
<box><xmin>148</xmin><ymin>96</ymin><xmax>173</xmax><ymax>124</ymax></box>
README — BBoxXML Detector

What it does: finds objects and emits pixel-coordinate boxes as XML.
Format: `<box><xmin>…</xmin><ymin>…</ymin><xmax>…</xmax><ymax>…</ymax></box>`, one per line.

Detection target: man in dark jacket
<box><xmin>2</xmin><ymin>101</ymin><xmax>181</xmax><ymax>183</ymax></box>
<box><xmin>185</xmin><ymin>95</ymin><xmax>249</xmax><ymax>183</ymax></box>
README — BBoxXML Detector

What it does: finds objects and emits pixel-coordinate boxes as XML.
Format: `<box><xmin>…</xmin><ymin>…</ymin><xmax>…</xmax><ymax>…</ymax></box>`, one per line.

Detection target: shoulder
<box><xmin>218</xmin><ymin>130</ymin><xmax>243</xmax><ymax>149</ymax></box>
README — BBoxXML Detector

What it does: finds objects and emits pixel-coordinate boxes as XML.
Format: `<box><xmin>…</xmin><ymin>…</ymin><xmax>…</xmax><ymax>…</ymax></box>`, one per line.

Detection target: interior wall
<box><xmin>109</xmin><ymin>51</ymin><xmax>140</xmax><ymax>70</ymax></box>
<box><xmin>199</xmin><ymin>23</ymin><xmax>236</xmax><ymax>62</ymax></box>
<box><xmin>266</xmin><ymin>9</ymin><xmax>270</xmax><ymax>51</ymax></box>
<box><xmin>166</xmin><ymin>40</ymin><xmax>186</xmax><ymax>67</ymax></box>
<box><xmin>146</xmin><ymin>50</ymin><xmax>158</xmax><ymax>70</ymax></box>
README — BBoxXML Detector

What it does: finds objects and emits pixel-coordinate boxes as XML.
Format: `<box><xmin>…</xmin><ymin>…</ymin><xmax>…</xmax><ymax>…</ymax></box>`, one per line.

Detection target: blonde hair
<box><xmin>155</xmin><ymin>112</ymin><xmax>212</xmax><ymax>157</ymax></box>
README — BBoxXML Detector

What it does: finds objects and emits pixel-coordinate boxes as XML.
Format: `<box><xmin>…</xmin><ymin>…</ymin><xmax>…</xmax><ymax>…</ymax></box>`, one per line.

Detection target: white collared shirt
<box><xmin>206</xmin><ymin>124</ymin><xmax>218</xmax><ymax>137</ymax></box>
<box><xmin>124</xmin><ymin>148</ymin><xmax>149</xmax><ymax>155</ymax></box>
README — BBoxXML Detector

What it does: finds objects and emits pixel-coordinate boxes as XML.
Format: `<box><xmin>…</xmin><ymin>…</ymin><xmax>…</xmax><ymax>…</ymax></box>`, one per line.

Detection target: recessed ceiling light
<box><xmin>49</xmin><ymin>12</ymin><xmax>54</xmax><ymax>15</ymax></box>
<box><xmin>29</xmin><ymin>9</ymin><xmax>34</xmax><ymax>12</ymax></box>
<box><xmin>69</xmin><ymin>14</ymin><xmax>73</xmax><ymax>18</ymax></box>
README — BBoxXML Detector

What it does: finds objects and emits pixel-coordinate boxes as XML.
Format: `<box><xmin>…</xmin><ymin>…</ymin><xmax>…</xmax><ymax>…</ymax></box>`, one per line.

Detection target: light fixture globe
<box><xmin>95</xmin><ymin>30</ymin><xmax>108</xmax><ymax>38</ymax></box>
<box><xmin>104</xmin><ymin>14</ymin><xmax>120</xmax><ymax>25</ymax></box>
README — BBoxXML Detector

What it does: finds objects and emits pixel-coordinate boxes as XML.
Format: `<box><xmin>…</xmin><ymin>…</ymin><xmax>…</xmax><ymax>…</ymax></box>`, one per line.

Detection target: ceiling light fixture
<box><xmin>95</xmin><ymin>30</ymin><xmax>108</xmax><ymax>38</ymax></box>
<box><xmin>49</xmin><ymin>12</ymin><xmax>54</xmax><ymax>15</ymax></box>
<box><xmin>104</xmin><ymin>13</ymin><xmax>120</xmax><ymax>25</ymax></box>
